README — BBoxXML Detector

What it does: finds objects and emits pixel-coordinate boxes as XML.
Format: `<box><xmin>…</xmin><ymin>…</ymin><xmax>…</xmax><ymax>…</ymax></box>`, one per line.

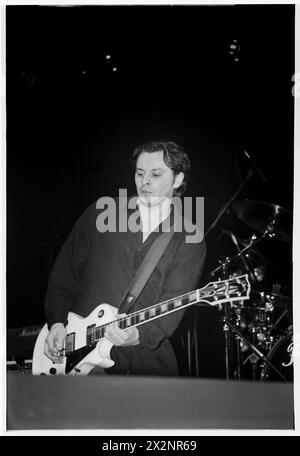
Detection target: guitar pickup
<box><xmin>86</xmin><ymin>324</ymin><xmax>96</xmax><ymax>346</ymax></box>
<box><xmin>65</xmin><ymin>332</ymin><xmax>75</xmax><ymax>354</ymax></box>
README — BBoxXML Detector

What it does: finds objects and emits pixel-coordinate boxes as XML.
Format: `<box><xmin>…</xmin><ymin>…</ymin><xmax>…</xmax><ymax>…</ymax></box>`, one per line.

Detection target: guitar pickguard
<box><xmin>65</xmin><ymin>343</ymin><xmax>97</xmax><ymax>374</ymax></box>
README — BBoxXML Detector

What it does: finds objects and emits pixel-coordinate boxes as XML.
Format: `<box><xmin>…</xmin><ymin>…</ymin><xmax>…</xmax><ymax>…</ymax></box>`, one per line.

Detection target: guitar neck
<box><xmin>95</xmin><ymin>290</ymin><xmax>201</xmax><ymax>341</ymax></box>
<box><xmin>93</xmin><ymin>274</ymin><xmax>250</xmax><ymax>342</ymax></box>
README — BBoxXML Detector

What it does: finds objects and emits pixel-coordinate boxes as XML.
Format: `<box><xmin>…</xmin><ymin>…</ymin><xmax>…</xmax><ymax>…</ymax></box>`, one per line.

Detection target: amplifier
<box><xmin>7</xmin><ymin>325</ymin><xmax>42</xmax><ymax>364</ymax></box>
<box><xmin>7</xmin><ymin>359</ymin><xmax>32</xmax><ymax>373</ymax></box>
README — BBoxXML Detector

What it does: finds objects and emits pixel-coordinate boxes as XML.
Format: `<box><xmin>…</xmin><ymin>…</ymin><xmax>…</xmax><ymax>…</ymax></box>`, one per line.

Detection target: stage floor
<box><xmin>6</xmin><ymin>372</ymin><xmax>294</xmax><ymax>430</ymax></box>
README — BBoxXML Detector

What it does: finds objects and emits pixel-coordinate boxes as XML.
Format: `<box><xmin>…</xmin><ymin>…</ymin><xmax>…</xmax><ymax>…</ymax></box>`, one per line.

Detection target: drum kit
<box><xmin>207</xmin><ymin>198</ymin><xmax>293</xmax><ymax>382</ymax></box>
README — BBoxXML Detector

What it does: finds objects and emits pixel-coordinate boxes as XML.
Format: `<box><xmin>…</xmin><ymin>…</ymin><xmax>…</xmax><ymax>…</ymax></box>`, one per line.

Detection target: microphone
<box><xmin>242</xmin><ymin>150</ymin><xmax>267</xmax><ymax>182</ymax></box>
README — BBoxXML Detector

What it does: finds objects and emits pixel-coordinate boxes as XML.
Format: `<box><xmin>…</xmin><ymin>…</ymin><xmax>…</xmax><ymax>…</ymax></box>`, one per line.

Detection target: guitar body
<box><xmin>32</xmin><ymin>303</ymin><xmax>117</xmax><ymax>376</ymax></box>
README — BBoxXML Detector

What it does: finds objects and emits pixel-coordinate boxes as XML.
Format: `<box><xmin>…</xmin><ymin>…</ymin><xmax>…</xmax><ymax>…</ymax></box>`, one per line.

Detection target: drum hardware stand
<box><xmin>243</xmin><ymin>352</ymin><xmax>260</xmax><ymax>381</ymax></box>
<box><xmin>221</xmin><ymin>306</ymin><xmax>242</xmax><ymax>380</ymax></box>
<box><xmin>223</xmin><ymin>317</ymin><xmax>289</xmax><ymax>382</ymax></box>
<box><xmin>208</xmin><ymin>228</ymin><xmax>275</xmax><ymax>280</ymax></box>
<box><xmin>217</xmin><ymin>261</ymin><xmax>244</xmax><ymax>381</ymax></box>
<box><xmin>221</xmin><ymin>310</ymin><xmax>231</xmax><ymax>380</ymax></box>
<box><xmin>219</xmin><ymin>263</ymin><xmax>233</xmax><ymax>380</ymax></box>
<box><xmin>204</xmin><ymin>168</ymin><xmax>255</xmax><ymax>240</ymax></box>
<box><xmin>234</xmin><ymin>307</ymin><xmax>242</xmax><ymax>380</ymax></box>
<box><xmin>228</xmin><ymin>231</ymin><xmax>257</xmax><ymax>285</ymax></box>
<box><xmin>272</xmin><ymin>308</ymin><xmax>290</xmax><ymax>334</ymax></box>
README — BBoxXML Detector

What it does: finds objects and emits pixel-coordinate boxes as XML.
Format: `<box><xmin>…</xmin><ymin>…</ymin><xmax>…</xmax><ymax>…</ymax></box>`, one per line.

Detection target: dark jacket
<box><xmin>45</xmin><ymin>197</ymin><xmax>206</xmax><ymax>376</ymax></box>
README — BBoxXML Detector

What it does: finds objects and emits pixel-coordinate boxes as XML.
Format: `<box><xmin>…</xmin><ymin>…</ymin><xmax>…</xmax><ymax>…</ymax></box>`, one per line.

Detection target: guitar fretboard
<box><xmin>94</xmin><ymin>290</ymin><xmax>200</xmax><ymax>341</ymax></box>
<box><xmin>85</xmin><ymin>275</ymin><xmax>250</xmax><ymax>344</ymax></box>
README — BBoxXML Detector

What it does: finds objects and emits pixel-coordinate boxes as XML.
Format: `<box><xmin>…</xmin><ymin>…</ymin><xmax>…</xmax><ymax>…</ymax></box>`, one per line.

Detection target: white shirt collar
<box><xmin>137</xmin><ymin>197</ymin><xmax>172</xmax><ymax>241</ymax></box>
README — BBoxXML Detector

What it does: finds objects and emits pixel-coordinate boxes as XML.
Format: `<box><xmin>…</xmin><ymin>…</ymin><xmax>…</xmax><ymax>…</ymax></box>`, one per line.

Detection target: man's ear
<box><xmin>173</xmin><ymin>172</ymin><xmax>184</xmax><ymax>189</ymax></box>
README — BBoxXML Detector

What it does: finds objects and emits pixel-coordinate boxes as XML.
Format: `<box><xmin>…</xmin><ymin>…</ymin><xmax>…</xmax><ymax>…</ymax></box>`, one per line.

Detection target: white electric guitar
<box><xmin>32</xmin><ymin>274</ymin><xmax>250</xmax><ymax>376</ymax></box>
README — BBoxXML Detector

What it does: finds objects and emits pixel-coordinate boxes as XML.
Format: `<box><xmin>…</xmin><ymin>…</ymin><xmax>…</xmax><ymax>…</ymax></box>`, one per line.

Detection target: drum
<box><xmin>261</xmin><ymin>332</ymin><xmax>293</xmax><ymax>382</ymax></box>
<box><xmin>236</xmin><ymin>290</ymin><xmax>292</xmax><ymax>353</ymax></box>
<box><xmin>235</xmin><ymin>291</ymin><xmax>274</xmax><ymax>355</ymax></box>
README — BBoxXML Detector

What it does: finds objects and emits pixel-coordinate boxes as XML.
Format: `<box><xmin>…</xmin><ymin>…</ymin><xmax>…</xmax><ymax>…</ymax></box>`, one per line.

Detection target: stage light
<box><xmin>106</xmin><ymin>55</ymin><xmax>111</xmax><ymax>60</ymax></box>
<box><xmin>226</xmin><ymin>39</ymin><xmax>241</xmax><ymax>63</ymax></box>
<box><xmin>112</xmin><ymin>67</ymin><xmax>117</xmax><ymax>72</ymax></box>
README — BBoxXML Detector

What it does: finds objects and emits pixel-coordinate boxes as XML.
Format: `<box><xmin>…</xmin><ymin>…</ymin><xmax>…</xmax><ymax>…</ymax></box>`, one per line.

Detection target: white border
<box><xmin>1</xmin><ymin>0</ymin><xmax>299</xmax><ymax>437</ymax></box>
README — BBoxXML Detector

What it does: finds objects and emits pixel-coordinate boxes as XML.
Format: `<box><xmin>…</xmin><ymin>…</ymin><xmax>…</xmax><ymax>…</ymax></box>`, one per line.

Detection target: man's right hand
<box><xmin>44</xmin><ymin>323</ymin><xmax>67</xmax><ymax>363</ymax></box>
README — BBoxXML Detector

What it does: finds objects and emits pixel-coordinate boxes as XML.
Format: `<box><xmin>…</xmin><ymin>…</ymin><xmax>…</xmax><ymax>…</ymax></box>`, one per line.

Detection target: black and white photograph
<box><xmin>3</xmin><ymin>1</ymin><xmax>299</xmax><ymax>436</ymax></box>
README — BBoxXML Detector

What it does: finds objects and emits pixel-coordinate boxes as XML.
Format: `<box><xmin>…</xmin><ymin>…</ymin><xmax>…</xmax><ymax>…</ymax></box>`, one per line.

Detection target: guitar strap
<box><xmin>118</xmin><ymin>226</ymin><xmax>175</xmax><ymax>315</ymax></box>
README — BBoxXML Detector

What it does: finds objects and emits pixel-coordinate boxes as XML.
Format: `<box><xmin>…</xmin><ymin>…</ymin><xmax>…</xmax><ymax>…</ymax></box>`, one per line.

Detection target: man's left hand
<box><xmin>104</xmin><ymin>313</ymin><xmax>140</xmax><ymax>346</ymax></box>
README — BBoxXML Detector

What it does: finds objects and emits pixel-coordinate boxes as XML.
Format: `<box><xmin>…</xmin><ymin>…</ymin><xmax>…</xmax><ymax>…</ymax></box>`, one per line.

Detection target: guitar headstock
<box><xmin>198</xmin><ymin>274</ymin><xmax>251</xmax><ymax>306</ymax></box>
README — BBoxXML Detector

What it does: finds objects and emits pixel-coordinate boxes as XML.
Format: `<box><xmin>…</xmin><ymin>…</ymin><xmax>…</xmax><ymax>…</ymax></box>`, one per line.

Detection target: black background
<box><xmin>6</xmin><ymin>4</ymin><xmax>295</xmax><ymax>379</ymax></box>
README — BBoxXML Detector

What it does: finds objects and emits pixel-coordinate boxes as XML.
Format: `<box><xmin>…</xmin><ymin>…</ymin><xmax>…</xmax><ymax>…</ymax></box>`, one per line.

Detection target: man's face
<box><xmin>135</xmin><ymin>150</ymin><xmax>183</xmax><ymax>206</ymax></box>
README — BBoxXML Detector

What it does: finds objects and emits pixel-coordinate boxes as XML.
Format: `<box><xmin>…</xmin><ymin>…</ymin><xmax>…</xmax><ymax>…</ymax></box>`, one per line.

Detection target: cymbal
<box><xmin>231</xmin><ymin>199</ymin><xmax>292</xmax><ymax>243</ymax></box>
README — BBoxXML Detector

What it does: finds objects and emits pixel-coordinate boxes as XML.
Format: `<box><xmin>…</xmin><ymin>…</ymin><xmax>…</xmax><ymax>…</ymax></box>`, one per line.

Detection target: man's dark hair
<box><xmin>132</xmin><ymin>140</ymin><xmax>191</xmax><ymax>196</ymax></box>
